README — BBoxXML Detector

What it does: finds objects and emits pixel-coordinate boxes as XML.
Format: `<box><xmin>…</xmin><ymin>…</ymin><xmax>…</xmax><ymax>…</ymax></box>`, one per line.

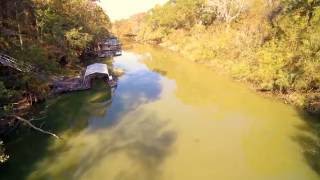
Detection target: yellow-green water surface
<box><xmin>1</xmin><ymin>44</ymin><xmax>319</xmax><ymax>180</ymax></box>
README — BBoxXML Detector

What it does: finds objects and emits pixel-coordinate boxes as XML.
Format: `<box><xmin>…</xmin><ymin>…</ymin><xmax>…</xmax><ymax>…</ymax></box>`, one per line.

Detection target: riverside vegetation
<box><xmin>114</xmin><ymin>0</ymin><xmax>320</xmax><ymax>115</ymax></box>
<box><xmin>0</xmin><ymin>0</ymin><xmax>111</xmax><ymax>163</ymax></box>
<box><xmin>1</xmin><ymin>0</ymin><xmax>320</xmax><ymax>172</ymax></box>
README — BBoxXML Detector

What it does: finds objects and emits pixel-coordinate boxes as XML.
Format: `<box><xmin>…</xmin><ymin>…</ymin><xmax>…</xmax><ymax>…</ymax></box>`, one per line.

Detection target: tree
<box><xmin>0</xmin><ymin>0</ymin><xmax>112</xmax><ymax>162</ymax></box>
<box><xmin>207</xmin><ymin>0</ymin><xmax>248</xmax><ymax>23</ymax></box>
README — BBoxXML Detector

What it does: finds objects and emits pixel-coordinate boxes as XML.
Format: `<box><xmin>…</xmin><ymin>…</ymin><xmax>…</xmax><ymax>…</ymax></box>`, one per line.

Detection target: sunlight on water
<box><xmin>1</xmin><ymin>44</ymin><xmax>319</xmax><ymax>180</ymax></box>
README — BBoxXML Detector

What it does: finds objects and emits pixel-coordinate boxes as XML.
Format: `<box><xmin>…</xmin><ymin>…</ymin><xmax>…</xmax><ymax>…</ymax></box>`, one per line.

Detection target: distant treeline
<box><xmin>116</xmin><ymin>0</ymin><xmax>320</xmax><ymax>115</ymax></box>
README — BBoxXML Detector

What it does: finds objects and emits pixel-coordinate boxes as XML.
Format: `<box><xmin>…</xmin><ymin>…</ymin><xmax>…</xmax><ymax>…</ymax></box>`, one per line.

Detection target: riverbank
<box><xmin>121</xmin><ymin>36</ymin><xmax>320</xmax><ymax>116</ymax></box>
<box><xmin>0</xmin><ymin>79</ymin><xmax>113</xmax><ymax>179</ymax></box>
<box><xmin>121</xmin><ymin>38</ymin><xmax>320</xmax><ymax>116</ymax></box>
<box><xmin>154</xmin><ymin>37</ymin><xmax>320</xmax><ymax>116</ymax></box>
<box><xmin>127</xmin><ymin>0</ymin><xmax>320</xmax><ymax>117</ymax></box>
<box><xmin>0</xmin><ymin>0</ymin><xmax>114</xmax><ymax>163</ymax></box>
<box><xmin>1</xmin><ymin>44</ymin><xmax>320</xmax><ymax>179</ymax></box>
<box><xmin>0</xmin><ymin>54</ymin><xmax>121</xmax><ymax>166</ymax></box>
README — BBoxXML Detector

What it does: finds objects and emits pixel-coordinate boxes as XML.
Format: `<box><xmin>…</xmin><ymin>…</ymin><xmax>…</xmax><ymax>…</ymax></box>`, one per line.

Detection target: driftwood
<box><xmin>10</xmin><ymin>115</ymin><xmax>60</xmax><ymax>139</ymax></box>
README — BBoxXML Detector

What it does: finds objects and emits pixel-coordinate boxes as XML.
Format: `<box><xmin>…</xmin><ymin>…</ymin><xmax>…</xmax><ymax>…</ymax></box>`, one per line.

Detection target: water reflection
<box><xmin>27</xmin><ymin>111</ymin><xmax>177</xmax><ymax>180</ymax></box>
<box><xmin>0</xmin><ymin>81</ymin><xmax>111</xmax><ymax>180</ymax></box>
<box><xmin>134</xmin><ymin>44</ymin><xmax>320</xmax><ymax>178</ymax></box>
<box><xmin>89</xmin><ymin>52</ymin><xmax>163</xmax><ymax>128</ymax></box>
<box><xmin>1</xmin><ymin>44</ymin><xmax>320</xmax><ymax>180</ymax></box>
<box><xmin>129</xmin><ymin>44</ymin><xmax>320</xmax><ymax>179</ymax></box>
<box><xmin>292</xmin><ymin>111</ymin><xmax>320</xmax><ymax>176</ymax></box>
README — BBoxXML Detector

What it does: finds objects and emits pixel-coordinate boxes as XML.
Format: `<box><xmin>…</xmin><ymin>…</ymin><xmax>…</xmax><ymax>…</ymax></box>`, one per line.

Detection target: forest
<box><xmin>1</xmin><ymin>0</ymin><xmax>320</xmax><ymax>174</ymax></box>
<box><xmin>1</xmin><ymin>0</ymin><xmax>320</xmax><ymax>178</ymax></box>
<box><xmin>0</xmin><ymin>0</ymin><xmax>111</xmax><ymax>163</ymax></box>
<box><xmin>115</xmin><ymin>0</ymin><xmax>320</xmax><ymax>116</ymax></box>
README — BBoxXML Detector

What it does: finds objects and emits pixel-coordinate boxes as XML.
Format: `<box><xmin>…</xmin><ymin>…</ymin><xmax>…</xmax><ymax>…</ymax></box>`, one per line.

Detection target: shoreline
<box><xmin>136</xmin><ymin>40</ymin><xmax>320</xmax><ymax>117</ymax></box>
<box><xmin>0</xmin><ymin>55</ymin><xmax>120</xmax><ymax>137</ymax></box>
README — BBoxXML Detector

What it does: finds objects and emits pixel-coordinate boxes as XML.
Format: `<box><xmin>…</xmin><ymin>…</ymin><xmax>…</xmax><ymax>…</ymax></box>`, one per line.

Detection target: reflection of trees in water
<box><xmin>93</xmin><ymin>69</ymin><xmax>163</xmax><ymax>128</ymax></box>
<box><xmin>28</xmin><ymin>113</ymin><xmax>177</xmax><ymax>180</ymax></box>
<box><xmin>130</xmin><ymin>43</ymin><xmax>250</xmax><ymax>108</ymax></box>
<box><xmin>130</xmin><ymin>43</ymin><xmax>320</xmax><ymax>177</ymax></box>
<box><xmin>0</xmin><ymin>81</ymin><xmax>111</xmax><ymax>180</ymax></box>
<box><xmin>293</xmin><ymin>112</ymin><xmax>320</xmax><ymax>176</ymax></box>
<box><xmin>152</xmin><ymin>68</ymin><xmax>167</xmax><ymax>76</ymax></box>
<box><xmin>46</xmin><ymin>80</ymin><xmax>111</xmax><ymax>133</ymax></box>
<box><xmin>74</xmin><ymin>114</ymin><xmax>177</xmax><ymax>180</ymax></box>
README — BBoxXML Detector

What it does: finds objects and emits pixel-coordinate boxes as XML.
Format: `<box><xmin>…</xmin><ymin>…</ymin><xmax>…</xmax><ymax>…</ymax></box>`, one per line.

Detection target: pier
<box><xmin>52</xmin><ymin>63</ymin><xmax>116</xmax><ymax>94</ymax></box>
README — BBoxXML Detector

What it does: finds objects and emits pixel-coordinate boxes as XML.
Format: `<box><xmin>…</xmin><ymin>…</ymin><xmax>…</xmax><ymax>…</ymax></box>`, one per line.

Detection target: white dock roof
<box><xmin>84</xmin><ymin>63</ymin><xmax>109</xmax><ymax>78</ymax></box>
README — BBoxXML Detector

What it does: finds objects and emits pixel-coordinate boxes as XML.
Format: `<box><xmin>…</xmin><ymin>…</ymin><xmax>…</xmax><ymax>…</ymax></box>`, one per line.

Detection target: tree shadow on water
<box><xmin>73</xmin><ymin>114</ymin><xmax>177</xmax><ymax>180</ymax></box>
<box><xmin>0</xmin><ymin>80</ymin><xmax>111</xmax><ymax>180</ymax></box>
<box><xmin>292</xmin><ymin>111</ymin><xmax>320</xmax><ymax>176</ymax></box>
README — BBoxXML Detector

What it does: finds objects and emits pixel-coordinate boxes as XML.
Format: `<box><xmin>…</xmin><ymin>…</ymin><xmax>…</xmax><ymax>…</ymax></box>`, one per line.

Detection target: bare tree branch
<box><xmin>10</xmin><ymin>115</ymin><xmax>60</xmax><ymax>139</ymax></box>
<box><xmin>207</xmin><ymin>0</ymin><xmax>248</xmax><ymax>23</ymax></box>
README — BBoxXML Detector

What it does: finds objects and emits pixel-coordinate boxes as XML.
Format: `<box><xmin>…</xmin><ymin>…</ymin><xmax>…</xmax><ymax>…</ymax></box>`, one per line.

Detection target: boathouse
<box><xmin>83</xmin><ymin>63</ymin><xmax>112</xmax><ymax>86</ymax></box>
<box><xmin>53</xmin><ymin>63</ymin><xmax>115</xmax><ymax>94</ymax></box>
<box><xmin>97</xmin><ymin>36</ymin><xmax>122</xmax><ymax>57</ymax></box>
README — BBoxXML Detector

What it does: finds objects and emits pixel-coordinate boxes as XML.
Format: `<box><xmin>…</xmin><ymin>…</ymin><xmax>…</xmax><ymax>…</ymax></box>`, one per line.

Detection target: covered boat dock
<box><xmin>53</xmin><ymin>63</ymin><xmax>115</xmax><ymax>94</ymax></box>
<box><xmin>83</xmin><ymin>63</ymin><xmax>112</xmax><ymax>86</ymax></box>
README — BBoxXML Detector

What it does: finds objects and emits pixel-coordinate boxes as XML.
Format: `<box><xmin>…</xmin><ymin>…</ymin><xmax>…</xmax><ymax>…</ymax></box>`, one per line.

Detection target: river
<box><xmin>1</xmin><ymin>44</ymin><xmax>319</xmax><ymax>180</ymax></box>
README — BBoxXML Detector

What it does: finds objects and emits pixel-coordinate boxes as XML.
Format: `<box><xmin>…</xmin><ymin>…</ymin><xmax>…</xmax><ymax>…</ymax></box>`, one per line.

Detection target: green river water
<box><xmin>0</xmin><ymin>44</ymin><xmax>319</xmax><ymax>180</ymax></box>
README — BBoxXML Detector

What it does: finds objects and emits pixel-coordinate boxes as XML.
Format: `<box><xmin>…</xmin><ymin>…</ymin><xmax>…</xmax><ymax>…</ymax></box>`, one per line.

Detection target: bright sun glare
<box><xmin>97</xmin><ymin>0</ymin><xmax>168</xmax><ymax>21</ymax></box>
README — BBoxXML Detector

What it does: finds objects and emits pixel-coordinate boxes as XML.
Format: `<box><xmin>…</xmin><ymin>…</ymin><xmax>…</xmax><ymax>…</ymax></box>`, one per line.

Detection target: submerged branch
<box><xmin>10</xmin><ymin>115</ymin><xmax>60</xmax><ymax>139</ymax></box>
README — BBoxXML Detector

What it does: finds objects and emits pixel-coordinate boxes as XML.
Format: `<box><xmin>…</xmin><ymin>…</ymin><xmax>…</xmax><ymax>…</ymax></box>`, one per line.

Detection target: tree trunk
<box><xmin>15</xmin><ymin>2</ymin><xmax>24</xmax><ymax>50</ymax></box>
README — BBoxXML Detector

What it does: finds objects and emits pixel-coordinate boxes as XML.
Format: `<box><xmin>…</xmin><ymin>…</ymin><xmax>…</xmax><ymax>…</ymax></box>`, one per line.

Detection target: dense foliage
<box><xmin>0</xmin><ymin>0</ymin><xmax>111</xmax><ymax>163</ymax></box>
<box><xmin>125</xmin><ymin>0</ymin><xmax>320</xmax><ymax>114</ymax></box>
<box><xmin>0</xmin><ymin>0</ymin><xmax>111</xmax><ymax>113</ymax></box>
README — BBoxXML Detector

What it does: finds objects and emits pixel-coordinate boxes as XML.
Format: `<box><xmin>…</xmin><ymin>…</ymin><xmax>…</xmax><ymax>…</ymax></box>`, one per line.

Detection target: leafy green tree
<box><xmin>135</xmin><ymin>0</ymin><xmax>320</xmax><ymax>113</ymax></box>
<box><xmin>65</xmin><ymin>28</ymin><xmax>93</xmax><ymax>57</ymax></box>
<box><xmin>0</xmin><ymin>0</ymin><xmax>112</xmax><ymax>162</ymax></box>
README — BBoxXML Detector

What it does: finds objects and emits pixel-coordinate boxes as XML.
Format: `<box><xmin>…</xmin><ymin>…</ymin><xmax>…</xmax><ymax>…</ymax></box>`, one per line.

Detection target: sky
<box><xmin>97</xmin><ymin>0</ymin><xmax>168</xmax><ymax>21</ymax></box>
